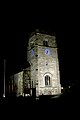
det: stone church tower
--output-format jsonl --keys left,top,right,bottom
{"left": 27, "top": 31, "right": 61, "bottom": 97}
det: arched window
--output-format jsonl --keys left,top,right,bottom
{"left": 45, "top": 75, "right": 51, "bottom": 86}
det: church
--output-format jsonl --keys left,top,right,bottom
{"left": 9, "top": 30, "right": 61, "bottom": 97}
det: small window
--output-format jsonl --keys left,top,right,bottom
{"left": 45, "top": 75, "right": 51, "bottom": 86}
{"left": 35, "top": 55, "right": 38, "bottom": 57}
{"left": 43, "top": 41, "right": 48, "bottom": 46}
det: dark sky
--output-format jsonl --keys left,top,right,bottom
{"left": 0, "top": 3, "right": 79, "bottom": 94}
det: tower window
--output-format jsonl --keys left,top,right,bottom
{"left": 43, "top": 41, "right": 48, "bottom": 46}
{"left": 45, "top": 75, "right": 51, "bottom": 86}
{"left": 35, "top": 55, "right": 38, "bottom": 57}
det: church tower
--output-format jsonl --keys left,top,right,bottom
{"left": 27, "top": 31, "right": 61, "bottom": 97}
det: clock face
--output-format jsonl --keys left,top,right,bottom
{"left": 31, "top": 49, "right": 34, "bottom": 56}
{"left": 45, "top": 48, "right": 50, "bottom": 55}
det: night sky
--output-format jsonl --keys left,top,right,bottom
{"left": 0, "top": 3, "right": 79, "bottom": 95}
